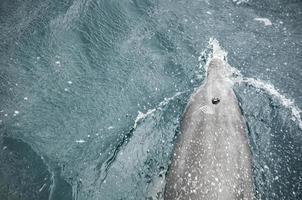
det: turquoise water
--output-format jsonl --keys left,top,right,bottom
{"left": 0, "top": 0, "right": 301, "bottom": 199}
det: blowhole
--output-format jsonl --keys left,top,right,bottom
{"left": 212, "top": 97, "right": 220, "bottom": 105}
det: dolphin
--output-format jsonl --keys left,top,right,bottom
{"left": 164, "top": 51, "right": 254, "bottom": 199}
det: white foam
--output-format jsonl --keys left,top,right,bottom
{"left": 39, "top": 183, "right": 47, "bottom": 192}
{"left": 197, "top": 38, "right": 230, "bottom": 78}
{"left": 107, "top": 126, "right": 114, "bottom": 130}
{"left": 49, "top": 170, "right": 55, "bottom": 199}
{"left": 24, "top": 97, "right": 28, "bottom": 100}
{"left": 159, "top": 92, "right": 183, "bottom": 107}
{"left": 254, "top": 17, "right": 272, "bottom": 26}
{"left": 210, "top": 38, "right": 228, "bottom": 60}
{"left": 75, "top": 139, "right": 86, "bottom": 143}
{"left": 133, "top": 109, "right": 156, "bottom": 129}
{"left": 232, "top": 0, "right": 249, "bottom": 5}
{"left": 200, "top": 38, "right": 302, "bottom": 129}
{"left": 68, "top": 81, "right": 73, "bottom": 85}
{"left": 133, "top": 92, "right": 185, "bottom": 129}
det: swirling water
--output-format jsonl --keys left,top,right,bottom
{"left": 0, "top": 0, "right": 301, "bottom": 199}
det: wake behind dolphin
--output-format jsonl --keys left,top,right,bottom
{"left": 164, "top": 40, "right": 254, "bottom": 200}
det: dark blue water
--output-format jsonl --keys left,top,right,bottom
{"left": 0, "top": 0, "right": 301, "bottom": 199}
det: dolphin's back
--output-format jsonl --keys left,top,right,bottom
{"left": 165, "top": 59, "right": 253, "bottom": 200}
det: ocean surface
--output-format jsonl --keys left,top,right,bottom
{"left": 0, "top": 0, "right": 301, "bottom": 199}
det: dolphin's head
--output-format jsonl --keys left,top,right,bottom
{"left": 207, "top": 58, "right": 227, "bottom": 80}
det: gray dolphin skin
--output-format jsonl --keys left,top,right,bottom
{"left": 164, "top": 58, "right": 254, "bottom": 200}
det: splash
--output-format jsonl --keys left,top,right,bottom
{"left": 232, "top": 0, "right": 250, "bottom": 5}
{"left": 75, "top": 139, "right": 86, "bottom": 143}
{"left": 210, "top": 38, "right": 228, "bottom": 60}
{"left": 254, "top": 18, "right": 273, "bottom": 26}
{"left": 199, "top": 38, "right": 238, "bottom": 78}
{"left": 200, "top": 38, "right": 302, "bottom": 129}
{"left": 133, "top": 109, "right": 156, "bottom": 129}
{"left": 133, "top": 91, "right": 185, "bottom": 129}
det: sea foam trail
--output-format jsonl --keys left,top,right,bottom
{"left": 202, "top": 38, "right": 302, "bottom": 130}
{"left": 134, "top": 91, "right": 186, "bottom": 129}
